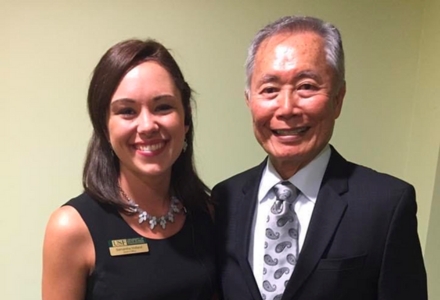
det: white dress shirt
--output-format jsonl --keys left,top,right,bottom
{"left": 249, "top": 145, "right": 331, "bottom": 287}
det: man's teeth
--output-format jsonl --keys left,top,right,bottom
{"left": 275, "top": 128, "right": 308, "bottom": 135}
{"left": 137, "top": 143, "right": 164, "bottom": 151}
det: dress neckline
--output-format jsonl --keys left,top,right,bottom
{"left": 114, "top": 206, "right": 190, "bottom": 241}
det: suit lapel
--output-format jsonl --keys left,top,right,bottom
{"left": 235, "top": 160, "right": 266, "bottom": 300}
{"left": 283, "top": 147, "right": 350, "bottom": 299}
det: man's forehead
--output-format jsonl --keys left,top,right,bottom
{"left": 256, "top": 31, "right": 324, "bottom": 59}
{"left": 252, "top": 32, "right": 326, "bottom": 74}
{"left": 250, "top": 31, "right": 338, "bottom": 88}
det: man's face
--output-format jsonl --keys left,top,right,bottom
{"left": 247, "top": 32, "right": 345, "bottom": 179}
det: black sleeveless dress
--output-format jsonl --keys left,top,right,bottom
{"left": 65, "top": 193, "right": 216, "bottom": 300}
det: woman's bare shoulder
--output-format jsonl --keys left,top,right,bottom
{"left": 42, "top": 206, "right": 94, "bottom": 300}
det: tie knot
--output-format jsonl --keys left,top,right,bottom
{"left": 273, "top": 181, "right": 296, "bottom": 203}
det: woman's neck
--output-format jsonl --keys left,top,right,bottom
{"left": 118, "top": 168, "right": 172, "bottom": 213}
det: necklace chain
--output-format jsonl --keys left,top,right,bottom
{"left": 119, "top": 188, "right": 182, "bottom": 230}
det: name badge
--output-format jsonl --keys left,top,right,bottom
{"left": 108, "top": 237, "right": 149, "bottom": 256}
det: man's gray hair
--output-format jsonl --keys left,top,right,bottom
{"left": 245, "top": 16, "right": 345, "bottom": 94}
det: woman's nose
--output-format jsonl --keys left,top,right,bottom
{"left": 137, "top": 111, "right": 159, "bottom": 134}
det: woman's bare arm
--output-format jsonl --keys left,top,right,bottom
{"left": 42, "top": 206, "right": 94, "bottom": 300}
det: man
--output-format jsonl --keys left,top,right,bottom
{"left": 213, "top": 16, "right": 427, "bottom": 300}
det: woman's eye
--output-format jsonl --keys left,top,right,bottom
{"left": 156, "top": 104, "right": 173, "bottom": 112}
{"left": 118, "top": 107, "right": 136, "bottom": 115}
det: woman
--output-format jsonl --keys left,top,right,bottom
{"left": 42, "top": 39, "right": 216, "bottom": 299}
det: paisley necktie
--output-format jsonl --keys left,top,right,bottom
{"left": 261, "top": 181, "right": 299, "bottom": 300}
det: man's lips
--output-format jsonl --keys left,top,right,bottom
{"left": 272, "top": 126, "right": 310, "bottom": 136}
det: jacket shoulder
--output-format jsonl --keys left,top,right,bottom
{"left": 349, "top": 162, "right": 413, "bottom": 191}
{"left": 327, "top": 147, "right": 413, "bottom": 192}
{"left": 213, "top": 163, "right": 264, "bottom": 192}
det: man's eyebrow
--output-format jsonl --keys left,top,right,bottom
{"left": 294, "top": 70, "right": 322, "bottom": 83}
{"left": 255, "top": 71, "right": 323, "bottom": 87}
{"left": 256, "top": 74, "right": 281, "bottom": 86}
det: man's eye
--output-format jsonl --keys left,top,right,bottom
{"left": 299, "top": 83, "right": 316, "bottom": 90}
{"left": 261, "top": 87, "right": 278, "bottom": 94}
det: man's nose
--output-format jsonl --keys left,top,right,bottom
{"left": 276, "top": 91, "right": 297, "bottom": 118}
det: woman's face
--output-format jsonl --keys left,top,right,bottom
{"left": 107, "top": 61, "right": 188, "bottom": 181}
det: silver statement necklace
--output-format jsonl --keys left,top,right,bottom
{"left": 120, "top": 189, "right": 182, "bottom": 230}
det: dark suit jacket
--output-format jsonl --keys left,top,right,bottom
{"left": 212, "top": 147, "right": 427, "bottom": 300}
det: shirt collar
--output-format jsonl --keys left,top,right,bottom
{"left": 258, "top": 145, "right": 331, "bottom": 203}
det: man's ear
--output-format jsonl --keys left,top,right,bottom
{"left": 245, "top": 90, "right": 250, "bottom": 107}
{"left": 333, "top": 81, "right": 346, "bottom": 119}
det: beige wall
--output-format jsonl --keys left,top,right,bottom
{"left": 1, "top": 0, "right": 438, "bottom": 299}
{"left": 426, "top": 147, "right": 440, "bottom": 299}
{"left": 416, "top": 0, "right": 440, "bottom": 298}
